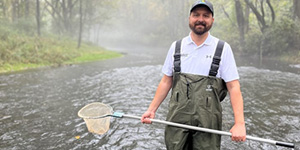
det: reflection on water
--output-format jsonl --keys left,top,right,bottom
{"left": 0, "top": 59, "right": 300, "bottom": 149}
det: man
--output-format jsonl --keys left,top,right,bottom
{"left": 141, "top": 0, "right": 246, "bottom": 149}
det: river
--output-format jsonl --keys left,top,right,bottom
{"left": 0, "top": 44, "right": 299, "bottom": 150}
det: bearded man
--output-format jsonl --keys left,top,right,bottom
{"left": 141, "top": 1, "right": 246, "bottom": 149}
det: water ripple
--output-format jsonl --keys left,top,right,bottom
{"left": 0, "top": 65, "right": 299, "bottom": 150}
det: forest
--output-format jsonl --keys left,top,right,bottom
{"left": 0, "top": 0, "right": 299, "bottom": 68}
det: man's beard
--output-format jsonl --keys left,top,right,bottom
{"left": 189, "top": 21, "right": 212, "bottom": 35}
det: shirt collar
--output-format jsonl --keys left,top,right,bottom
{"left": 187, "top": 32, "right": 213, "bottom": 46}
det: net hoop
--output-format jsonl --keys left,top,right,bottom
{"left": 78, "top": 102, "right": 113, "bottom": 134}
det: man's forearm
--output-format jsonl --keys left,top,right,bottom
{"left": 230, "top": 90, "right": 245, "bottom": 124}
{"left": 227, "top": 80, "right": 245, "bottom": 124}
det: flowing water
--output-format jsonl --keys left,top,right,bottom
{"left": 0, "top": 45, "right": 299, "bottom": 150}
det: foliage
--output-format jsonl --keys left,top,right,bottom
{"left": 262, "top": 17, "right": 300, "bottom": 56}
{"left": 12, "top": 18, "right": 38, "bottom": 35}
{"left": 232, "top": 14, "right": 300, "bottom": 59}
{"left": 242, "top": 28, "right": 262, "bottom": 55}
{"left": 0, "top": 0, "right": 299, "bottom": 66}
{"left": 209, "top": 0, "right": 300, "bottom": 62}
{"left": 0, "top": 21, "right": 122, "bottom": 73}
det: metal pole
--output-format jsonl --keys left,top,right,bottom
{"left": 121, "top": 114, "right": 294, "bottom": 148}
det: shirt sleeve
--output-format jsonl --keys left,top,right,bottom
{"left": 219, "top": 42, "right": 240, "bottom": 82}
{"left": 162, "top": 41, "right": 176, "bottom": 77}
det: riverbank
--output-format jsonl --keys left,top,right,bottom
{"left": 0, "top": 20, "right": 123, "bottom": 74}
{"left": 0, "top": 50, "right": 122, "bottom": 74}
{"left": 0, "top": 35, "right": 122, "bottom": 74}
{"left": 0, "top": 46, "right": 122, "bottom": 74}
{"left": 278, "top": 52, "right": 300, "bottom": 64}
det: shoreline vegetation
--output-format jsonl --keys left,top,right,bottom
{"left": 1, "top": 1, "right": 300, "bottom": 74}
{"left": 1, "top": 23, "right": 298, "bottom": 74}
{"left": 0, "top": 35, "right": 122, "bottom": 74}
{"left": 1, "top": 33, "right": 299, "bottom": 74}
{"left": 0, "top": 18, "right": 123, "bottom": 74}
{"left": 0, "top": 47, "right": 122, "bottom": 74}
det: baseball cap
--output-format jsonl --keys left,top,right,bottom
{"left": 190, "top": 0, "right": 214, "bottom": 16}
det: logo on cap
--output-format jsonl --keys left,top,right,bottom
{"left": 198, "top": 0, "right": 206, "bottom": 4}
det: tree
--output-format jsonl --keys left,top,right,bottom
{"left": 77, "top": 0, "right": 82, "bottom": 48}
{"left": 294, "top": 0, "right": 300, "bottom": 19}
{"left": 12, "top": 0, "right": 18, "bottom": 22}
{"left": 45, "top": 0, "right": 78, "bottom": 36}
{"left": 36, "top": 0, "right": 41, "bottom": 36}
{"left": 234, "top": 0, "right": 245, "bottom": 50}
{"left": 25, "top": 0, "right": 29, "bottom": 18}
{"left": 0, "top": 0, "right": 8, "bottom": 18}
{"left": 243, "top": 0, "right": 275, "bottom": 32}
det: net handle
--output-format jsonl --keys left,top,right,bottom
{"left": 117, "top": 113, "right": 294, "bottom": 149}
{"left": 77, "top": 103, "right": 294, "bottom": 148}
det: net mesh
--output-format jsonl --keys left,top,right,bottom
{"left": 78, "top": 102, "right": 113, "bottom": 135}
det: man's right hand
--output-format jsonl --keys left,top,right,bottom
{"left": 141, "top": 111, "right": 155, "bottom": 124}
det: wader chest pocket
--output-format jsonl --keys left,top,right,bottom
{"left": 206, "top": 97, "right": 212, "bottom": 108}
{"left": 175, "top": 92, "right": 179, "bottom": 102}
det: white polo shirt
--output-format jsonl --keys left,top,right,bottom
{"left": 162, "top": 33, "right": 239, "bottom": 82}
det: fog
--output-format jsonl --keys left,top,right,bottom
{"left": 86, "top": 0, "right": 192, "bottom": 50}
{"left": 1, "top": 0, "right": 298, "bottom": 57}
{"left": 82, "top": 0, "right": 299, "bottom": 59}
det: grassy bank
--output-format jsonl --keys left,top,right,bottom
{"left": 0, "top": 26, "right": 122, "bottom": 74}
{"left": 278, "top": 51, "right": 300, "bottom": 64}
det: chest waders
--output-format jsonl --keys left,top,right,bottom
{"left": 165, "top": 40, "right": 228, "bottom": 150}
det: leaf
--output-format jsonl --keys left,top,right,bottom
{"left": 75, "top": 135, "right": 80, "bottom": 139}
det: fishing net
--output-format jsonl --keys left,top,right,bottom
{"left": 77, "top": 102, "right": 295, "bottom": 148}
{"left": 78, "top": 102, "right": 113, "bottom": 135}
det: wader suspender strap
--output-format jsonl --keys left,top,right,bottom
{"left": 173, "top": 39, "right": 225, "bottom": 76}
{"left": 209, "top": 40, "right": 225, "bottom": 77}
{"left": 174, "top": 39, "right": 182, "bottom": 73}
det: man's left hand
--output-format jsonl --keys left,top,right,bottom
{"left": 230, "top": 123, "right": 246, "bottom": 142}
